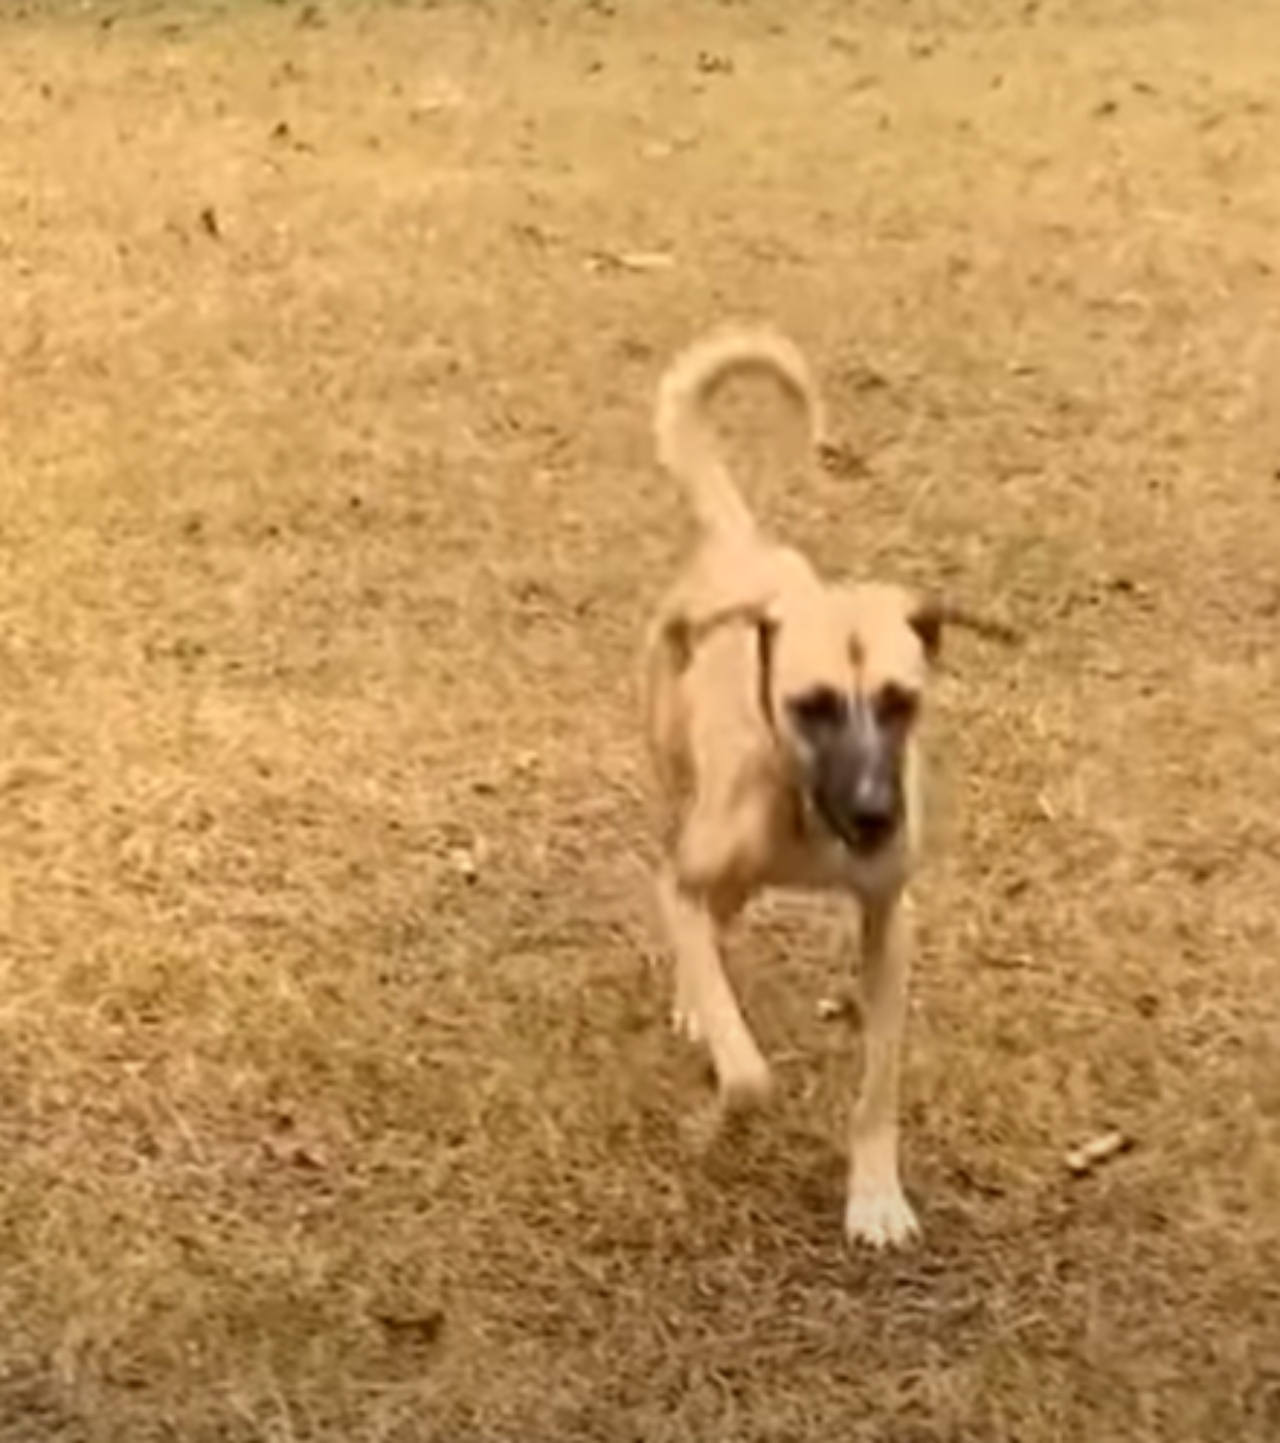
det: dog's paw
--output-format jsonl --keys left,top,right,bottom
{"left": 844, "top": 1184, "right": 920, "bottom": 1250}
{"left": 670, "top": 1000, "right": 703, "bottom": 1044}
{"left": 680, "top": 1099, "right": 729, "bottom": 1155}
{"left": 719, "top": 1057, "right": 775, "bottom": 1115}
{"left": 681, "top": 1068, "right": 774, "bottom": 1156}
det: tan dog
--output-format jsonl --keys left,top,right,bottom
{"left": 642, "top": 325, "right": 1012, "bottom": 1248}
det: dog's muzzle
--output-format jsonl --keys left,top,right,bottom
{"left": 809, "top": 743, "right": 903, "bottom": 856}
{"left": 754, "top": 623, "right": 904, "bottom": 857}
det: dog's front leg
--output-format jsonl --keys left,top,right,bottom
{"left": 656, "top": 865, "right": 772, "bottom": 1114}
{"left": 845, "top": 889, "right": 920, "bottom": 1248}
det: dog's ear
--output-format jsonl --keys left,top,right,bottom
{"left": 908, "top": 593, "right": 1019, "bottom": 660}
{"left": 907, "top": 593, "right": 947, "bottom": 662}
{"left": 658, "top": 577, "right": 780, "bottom": 662}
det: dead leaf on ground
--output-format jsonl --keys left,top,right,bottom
{"left": 585, "top": 249, "right": 676, "bottom": 275}
{"left": 1065, "top": 1130, "right": 1134, "bottom": 1176}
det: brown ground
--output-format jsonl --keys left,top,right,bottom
{"left": 1, "top": 0, "right": 1279, "bottom": 1438}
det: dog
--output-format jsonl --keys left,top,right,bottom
{"left": 641, "top": 325, "right": 1014, "bottom": 1248}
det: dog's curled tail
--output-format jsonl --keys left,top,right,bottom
{"left": 654, "top": 326, "right": 825, "bottom": 540}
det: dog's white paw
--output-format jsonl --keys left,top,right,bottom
{"left": 844, "top": 1183, "right": 919, "bottom": 1250}
{"left": 670, "top": 1000, "right": 703, "bottom": 1044}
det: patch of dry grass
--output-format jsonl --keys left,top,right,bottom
{"left": 0, "top": 0, "right": 1278, "bottom": 1438}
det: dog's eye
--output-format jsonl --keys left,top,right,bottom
{"left": 790, "top": 687, "right": 848, "bottom": 730}
{"left": 875, "top": 685, "right": 919, "bottom": 726}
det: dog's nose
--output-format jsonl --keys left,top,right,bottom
{"left": 851, "top": 810, "right": 896, "bottom": 848}
{"left": 850, "top": 781, "right": 898, "bottom": 845}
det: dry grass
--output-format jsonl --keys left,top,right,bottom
{"left": 1, "top": 0, "right": 1279, "bottom": 1438}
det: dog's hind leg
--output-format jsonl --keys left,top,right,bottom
{"left": 844, "top": 890, "right": 920, "bottom": 1248}
{"left": 656, "top": 861, "right": 771, "bottom": 1114}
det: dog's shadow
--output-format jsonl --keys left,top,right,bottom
{"left": 671, "top": 1098, "right": 845, "bottom": 1232}
{"left": 661, "top": 1087, "right": 991, "bottom": 1280}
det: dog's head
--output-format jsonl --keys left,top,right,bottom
{"left": 753, "top": 583, "right": 933, "bottom": 856}
{"left": 660, "top": 566, "right": 1015, "bottom": 858}
{"left": 756, "top": 582, "right": 1016, "bottom": 856}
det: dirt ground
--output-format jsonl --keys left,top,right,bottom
{"left": 1, "top": 0, "right": 1278, "bottom": 1438}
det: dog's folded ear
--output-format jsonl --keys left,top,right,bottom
{"left": 660, "top": 586, "right": 779, "bottom": 664}
{"left": 907, "top": 594, "right": 946, "bottom": 661}
{"left": 656, "top": 558, "right": 786, "bottom": 665}
{"left": 908, "top": 593, "right": 1020, "bottom": 660}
